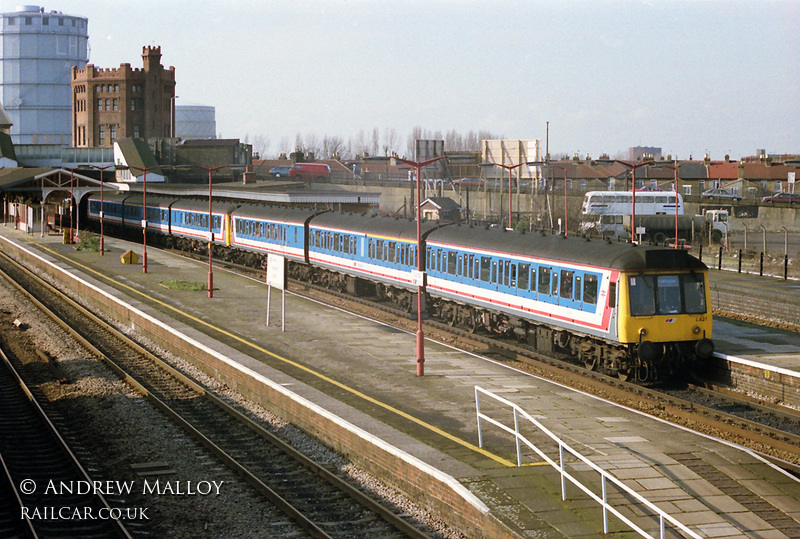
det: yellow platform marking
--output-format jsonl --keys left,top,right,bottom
{"left": 35, "top": 242, "right": 533, "bottom": 468}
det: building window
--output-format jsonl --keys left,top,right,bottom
{"left": 42, "top": 16, "right": 48, "bottom": 25}
{"left": 99, "top": 125, "right": 105, "bottom": 146}
{"left": 131, "top": 99, "right": 136, "bottom": 111}
{"left": 8, "top": 17, "right": 14, "bottom": 25}
{"left": 97, "top": 98, "right": 103, "bottom": 111}
{"left": 105, "top": 98, "right": 110, "bottom": 110}
{"left": 25, "top": 17, "right": 32, "bottom": 25}
{"left": 112, "top": 98, "right": 118, "bottom": 111}
{"left": 134, "top": 126, "right": 140, "bottom": 138}
{"left": 110, "top": 125, "right": 116, "bottom": 143}
{"left": 58, "top": 17, "right": 64, "bottom": 26}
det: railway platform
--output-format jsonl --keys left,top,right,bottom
{"left": 3, "top": 225, "right": 800, "bottom": 538}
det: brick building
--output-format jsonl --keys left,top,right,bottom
{"left": 71, "top": 45, "right": 176, "bottom": 148}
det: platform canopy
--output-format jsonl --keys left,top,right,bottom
{"left": 0, "top": 166, "right": 116, "bottom": 205}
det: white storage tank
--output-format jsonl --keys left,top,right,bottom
{"left": 175, "top": 103, "right": 217, "bottom": 139}
{"left": 0, "top": 5, "right": 89, "bottom": 144}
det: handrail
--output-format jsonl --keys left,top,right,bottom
{"left": 475, "top": 386, "right": 703, "bottom": 539}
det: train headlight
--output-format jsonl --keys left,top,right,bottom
{"left": 692, "top": 325, "right": 702, "bottom": 335}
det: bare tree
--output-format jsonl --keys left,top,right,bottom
{"left": 249, "top": 134, "right": 270, "bottom": 159}
{"left": 370, "top": 128, "right": 380, "bottom": 156}
{"left": 382, "top": 128, "right": 398, "bottom": 156}
{"left": 305, "top": 133, "right": 321, "bottom": 157}
{"left": 322, "top": 135, "right": 345, "bottom": 159}
{"left": 278, "top": 136, "right": 291, "bottom": 158}
{"left": 353, "top": 130, "right": 369, "bottom": 157}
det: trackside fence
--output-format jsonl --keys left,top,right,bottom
{"left": 474, "top": 386, "right": 702, "bottom": 539}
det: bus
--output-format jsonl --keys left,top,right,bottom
{"left": 580, "top": 190, "right": 683, "bottom": 238}
{"left": 581, "top": 190, "right": 683, "bottom": 216}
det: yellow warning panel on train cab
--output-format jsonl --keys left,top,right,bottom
{"left": 120, "top": 250, "right": 139, "bottom": 265}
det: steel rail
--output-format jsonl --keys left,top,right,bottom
{"left": 0, "top": 333, "right": 133, "bottom": 539}
{"left": 0, "top": 249, "right": 430, "bottom": 539}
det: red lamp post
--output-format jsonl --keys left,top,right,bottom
{"left": 127, "top": 165, "right": 161, "bottom": 273}
{"left": 393, "top": 154, "right": 446, "bottom": 377}
{"left": 69, "top": 167, "right": 75, "bottom": 243}
{"left": 656, "top": 164, "right": 681, "bottom": 248}
{"left": 189, "top": 164, "right": 232, "bottom": 298}
{"left": 86, "top": 164, "right": 115, "bottom": 255}
{"left": 616, "top": 160, "right": 654, "bottom": 242}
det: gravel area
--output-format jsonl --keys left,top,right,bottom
{"left": 0, "top": 271, "right": 465, "bottom": 538}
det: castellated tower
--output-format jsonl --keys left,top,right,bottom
{"left": 71, "top": 45, "right": 176, "bottom": 147}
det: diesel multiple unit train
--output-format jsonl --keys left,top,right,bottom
{"left": 87, "top": 192, "right": 714, "bottom": 383}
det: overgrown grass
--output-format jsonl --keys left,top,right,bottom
{"left": 75, "top": 231, "right": 100, "bottom": 251}
{"left": 160, "top": 280, "right": 208, "bottom": 292}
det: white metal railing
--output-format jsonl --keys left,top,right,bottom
{"left": 475, "top": 386, "right": 703, "bottom": 539}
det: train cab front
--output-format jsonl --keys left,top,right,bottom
{"left": 618, "top": 270, "right": 714, "bottom": 382}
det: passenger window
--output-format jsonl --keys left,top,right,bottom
{"left": 538, "top": 267, "right": 551, "bottom": 294}
{"left": 608, "top": 282, "right": 616, "bottom": 308}
{"left": 492, "top": 261, "right": 498, "bottom": 283}
{"left": 504, "top": 261, "right": 510, "bottom": 287}
{"left": 519, "top": 263, "right": 529, "bottom": 290}
{"left": 448, "top": 251, "right": 458, "bottom": 275}
{"left": 560, "top": 270, "right": 574, "bottom": 299}
{"left": 480, "top": 257, "right": 491, "bottom": 282}
{"left": 584, "top": 275, "right": 598, "bottom": 304}
{"left": 468, "top": 255, "right": 474, "bottom": 279}
{"left": 575, "top": 276, "right": 582, "bottom": 301}
{"left": 551, "top": 274, "right": 559, "bottom": 296}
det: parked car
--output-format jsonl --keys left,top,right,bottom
{"left": 269, "top": 165, "right": 291, "bottom": 177}
{"left": 702, "top": 188, "right": 742, "bottom": 201}
{"left": 761, "top": 192, "right": 800, "bottom": 204}
{"left": 289, "top": 163, "right": 331, "bottom": 181}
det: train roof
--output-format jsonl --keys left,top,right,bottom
{"left": 88, "top": 192, "right": 132, "bottom": 203}
{"left": 87, "top": 192, "right": 178, "bottom": 207}
{"left": 231, "top": 204, "right": 319, "bottom": 225}
{"left": 310, "top": 212, "right": 442, "bottom": 241}
{"left": 427, "top": 225, "right": 706, "bottom": 272}
{"left": 170, "top": 198, "right": 239, "bottom": 213}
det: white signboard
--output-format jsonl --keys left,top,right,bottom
{"left": 789, "top": 172, "right": 796, "bottom": 185}
{"left": 266, "top": 253, "right": 286, "bottom": 290}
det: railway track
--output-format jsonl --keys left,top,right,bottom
{"left": 0, "top": 341, "right": 132, "bottom": 538}
{"left": 0, "top": 250, "right": 434, "bottom": 538}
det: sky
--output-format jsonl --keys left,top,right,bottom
{"left": 9, "top": 0, "right": 799, "bottom": 160}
